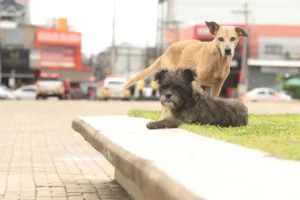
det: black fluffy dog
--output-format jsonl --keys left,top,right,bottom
{"left": 146, "top": 68, "right": 248, "bottom": 129}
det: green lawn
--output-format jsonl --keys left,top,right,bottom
{"left": 128, "top": 109, "right": 300, "bottom": 161}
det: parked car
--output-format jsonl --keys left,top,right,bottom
{"left": 36, "top": 73, "right": 64, "bottom": 100}
{"left": 0, "top": 85, "right": 14, "bottom": 100}
{"left": 12, "top": 85, "right": 36, "bottom": 100}
{"left": 98, "top": 76, "right": 131, "bottom": 100}
{"left": 246, "top": 87, "right": 292, "bottom": 102}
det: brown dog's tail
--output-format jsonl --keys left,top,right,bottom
{"left": 122, "top": 56, "right": 162, "bottom": 89}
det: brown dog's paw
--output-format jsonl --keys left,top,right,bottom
{"left": 146, "top": 121, "right": 159, "bottom": 129}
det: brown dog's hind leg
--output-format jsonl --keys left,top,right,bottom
{"left": 201, "top": 85, "right": 212, "bottom": 96}
{"left": 192, "top": 81, "right": 203, "bottom": 92}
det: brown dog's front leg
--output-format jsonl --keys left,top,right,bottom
{"left": 146, "top": 118, "right": 181, "bottom": 129}
{"left": 211, "top": 79, "right": 226, "bottom": 98}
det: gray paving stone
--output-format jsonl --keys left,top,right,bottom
{"left": 0, "top": 101, "right": 134, "bottom": 200}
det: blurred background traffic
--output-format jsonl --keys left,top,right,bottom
{"left": 0, "top": 0, "right": 299, "bottom": 102}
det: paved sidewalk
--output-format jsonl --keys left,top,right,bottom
{"left": 0, "top": 101, "right": 135, "bottom": 200}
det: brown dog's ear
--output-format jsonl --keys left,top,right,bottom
{"left": 235, "top": 27, "right": 248, "bottom": 37}
{"left": 182, "top": 68, "right": 197, "bottom": 83}
{"left": 205, "top": 21, "right": 220, "bottom": 36}
{"left": 154, "top": 69, "right": 168, "bottom": 84}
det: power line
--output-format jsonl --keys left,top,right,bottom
{"left": 173, "top": 1, "right": 300, "bottom": 8}
{"left": 175, "top": 0, "right": 300, "bottom": 4}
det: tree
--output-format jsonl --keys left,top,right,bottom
{"left": 158, "top": 0, "right": 167, "bottom": 3}
{"left": 284, "top": 52, "right": 292, "bottom": 60}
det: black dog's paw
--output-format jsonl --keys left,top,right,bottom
{"left": 146, "top": 121, "right": 159, "bottom": 129}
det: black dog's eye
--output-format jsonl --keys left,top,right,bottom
{"left": 230, "top": 37, "right": 236, "bottom": 41}
{"left": 218, "top": 37, "right": 224, "bottom": 42}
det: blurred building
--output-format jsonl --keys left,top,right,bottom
{"left": 0, "top": 2, "right": 93, "bottom": 88}
{"left": 0, "top": 0, "right": 34, "bottom": 87}
{"left": 34, "top": 23, "right": 92, "bottom": 85}
{"left": 94, "top": 44, "right": 157, "bottom": 81}
{"left": 165, "top": 23, "right": 300, "bottom": 95}
{"left": 247, "top": 25, "right": 300, "bottom": 89}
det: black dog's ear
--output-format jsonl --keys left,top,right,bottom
{"left": 182, "top": 68, "right": 197, "bottom": 83}
{"left": 154, "top": 69, "right": 168, "bottom": 84}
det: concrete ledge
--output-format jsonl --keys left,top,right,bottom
{"left": 72, "top": 115, "right": 300, "bottom": 200}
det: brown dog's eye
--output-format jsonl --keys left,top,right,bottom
{"left": 218, "top": 37, "right": 224, "bottom": 42}
{"left": 230, "top": 37, "right": 236, "bottom": 41}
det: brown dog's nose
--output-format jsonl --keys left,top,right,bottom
{"left": 225, "top": 48, "right": 231, "bottom": 55}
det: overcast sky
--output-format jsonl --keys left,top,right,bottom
{"left": 29, "top": 0, "right": 300, "bottom": 54}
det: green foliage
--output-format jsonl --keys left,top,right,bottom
{"left": 283, "top": 85, "right": 300, "bottom": 99}
{"left": 275, "top": 76, "right": 285, "bottom": 85}
{"left": 158, "top": 0, "right": 168, "bottom": 3}
{"left": 128, "top": 109, "right": 300, "bottom": 160}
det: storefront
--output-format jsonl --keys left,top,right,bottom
{"left": 34, "top": 28, "right": 92, "bottom": 83}
{"left": 0, "top": 25, "right": 37, "bottom": 88}
{"left": 0, "top": 47, "right": 34, "bottom": 87}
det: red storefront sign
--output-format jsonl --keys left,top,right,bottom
{"left": 40, "top": 45, "right": 75, "bottom": 68}
{"left": 36, "top": 28, "right": 81, "bottom": 46}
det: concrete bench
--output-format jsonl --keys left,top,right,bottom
{"left": 72, "top": 115, "right": 300, "bottom": 200}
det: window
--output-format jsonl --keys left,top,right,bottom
{"left": 23, "top": 88, "right": 35, "bottom": 92}
{"left": 107, "top": 81, "right": 125, "bottom": 87}
{"left": 265, "top": 44, "right": 283, "bottom": 55}
{"left": 39, "top": 77, "right": 58, "bottom": 81}
{"left": 268, "top": 90, "right": 276, "bottom": 95}
{"left": 257, "top": 91, "right": 266, "bottom": 95}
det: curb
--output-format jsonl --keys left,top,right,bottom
{"left": 72, "top": 117, "right": 202, "bottom": 200}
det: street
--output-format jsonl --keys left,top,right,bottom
{"left": 0, "top": 100, "right": 299, "bottom": 200}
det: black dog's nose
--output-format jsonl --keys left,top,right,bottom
{"left": 165, "top": 94, "right": 172, "bottom": 99}
{"left": 224, "top": 49, "right": 231, "bottom": 55}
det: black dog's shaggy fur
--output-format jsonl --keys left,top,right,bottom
{"left": 146, "top": 68, "right": 248, "bottom": 129}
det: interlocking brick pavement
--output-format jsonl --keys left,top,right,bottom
{"left": 0, "top": 100, "right": 148, "bottom": 200}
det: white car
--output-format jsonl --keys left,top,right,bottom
{"left": 246, "top": 87, "right": 292, "bottom": 102}
{"left": 12, "top": 85, "right": 37, "bottom": 100}
{"left": 0, "top": 85, "right": 14, "bottom": 100}
{"left": 36, "top": 73, "right": 64, "bottom": 100}
{"left": 98, "top": 76, "right": 131, "bottom": 100}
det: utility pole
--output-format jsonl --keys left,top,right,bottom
{"left": 110, "top": 0, "right": 116, "bottom": 75}
{"left": 0, "top": 12, "right": 2, "bottom": 85}
{"left": 232, "top": 0, "right": 251, "bottom": 95}
{"left": 126, "top": 45, "right": 131, "bottom": 80}
{"left": 159, "top": 1, "right": 165, "bottom": 56}
{"left": 155, "top": 1, "right": 160, "bottom": 58}
{"left": 144, "top": 42, "right": 149, "bottom": 69}
{"left": 165, "top": 20, "right": 181, "bottom": 42}
{"left": 175, "top": 21, "right": 180, "bottom": 42}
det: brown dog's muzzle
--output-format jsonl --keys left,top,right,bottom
{"left": 224, "top": 48, "right": 232, "bottom": 56}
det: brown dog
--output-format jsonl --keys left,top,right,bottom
{"left": 122, "top": 21, "right": 248, "bottom": 119}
